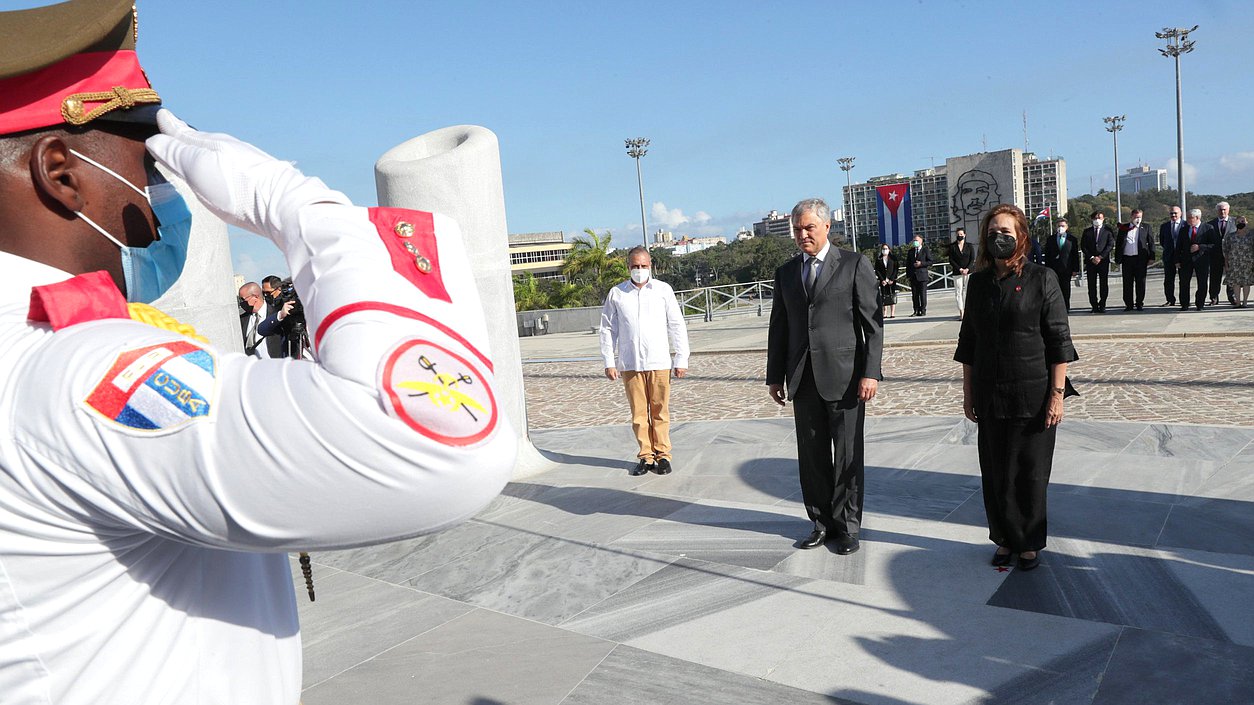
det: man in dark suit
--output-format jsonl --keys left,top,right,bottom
{"left": 1177, "top": 208, "right": 1218, "bottom": 310}
{"left": 238, "top": 281, "right": 267, "bottom": 357}
{"left": 906, "top": 234, "right": 932, "bottom": 316}
{"left": 767, "top": 198, "right": 883, "bottom": 555}
{"left": 1043, "top": 219, "right": 1080, "bottom": 311}
{"left": 1208, "top": 202, "right": 1238, "bottom": 305}
{"left": 1081, "top": 211, "right": 1114, "bottom": 312}
{"left": 1159, "top": 207, "right": 1183, "bottom": 306}
{"left": 258, "top": 275, "right": 296, "bottom": 358}
{"left": 1114, "top": 209, "right": 1154, "bottom": 311}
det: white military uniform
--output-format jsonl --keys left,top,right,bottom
{"left": 0, "top": 179, "right": 515, "bottom": 701}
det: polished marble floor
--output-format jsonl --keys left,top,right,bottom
{"left": 298, "top": 417, "right": 1254, "bottom": 705}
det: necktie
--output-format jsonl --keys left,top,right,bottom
{"left": 1192, "top": 226, "right": 1197, "bottom": 242}
{"left": 805, "top": 257, "right": 820, "bottom": 298}
{"left": 249, "top": 313, "right": 261, "bottom": 350}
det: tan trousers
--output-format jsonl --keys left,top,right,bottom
{"left": 622, "top": 370, "right": 672, "bottom": 460}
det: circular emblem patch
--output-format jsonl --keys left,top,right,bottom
{"left": 380, "top": 339, "right": 498, "bottom": 446}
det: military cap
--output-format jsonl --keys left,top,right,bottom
{"left": 0, "top": 0, "right": 161, "bottom": 136}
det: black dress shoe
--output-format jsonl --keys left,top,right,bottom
{"left": 1180, "top": 305, "right": 1190, "bottom": 311}
{"left": 798, "top": 529, "right": 826, "bottom": 550}
{"left": 630, "top": 459, "right": 653, "bottom": 476}
{"left": 991, "top": 549, "right": 1013, "bottom": 567}
{"left": 1196, "top": 303, "right": 1204, "bottom": 311}
{"left": 1124, "top": 305, "right": 1133, "bottom": 311}
{"left": 832, "top": 534, "right": 860, "bottom": 555}
{"left": 1136, "top": 303, "right": 1143, "bottom": 311}
{"left": 654, "top": 458, "right": 672, "bottom": 475}
{"left": 1017, "top": 553, "right": 1041, "bottom": 571}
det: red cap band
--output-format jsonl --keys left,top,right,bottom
{"left": 0, "top": 50, "right": 156, "bottom": 135}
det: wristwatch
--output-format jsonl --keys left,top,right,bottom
{"left": 1051, "top": 386, "right": 1065, "bottom": 395}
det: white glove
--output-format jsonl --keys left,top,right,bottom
{"left": 145, "top": 109, "right": 350, "bottom": 246}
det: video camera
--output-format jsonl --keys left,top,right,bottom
{"left": 273, "top": 279, "right": 308, "bottom": 358}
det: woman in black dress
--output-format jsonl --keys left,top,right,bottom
{"left": 874, "top": 244, "right": 899, "bottom": 318}
{"left": 954, "top": 204, "right": 1078, "bottom": 571}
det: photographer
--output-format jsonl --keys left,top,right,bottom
{"left": 259, "top": 274, "right": 307, "bottom": 359}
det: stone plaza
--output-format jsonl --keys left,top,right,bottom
{"left": 297, "top": 277, "right": 1254, "bottom": 704}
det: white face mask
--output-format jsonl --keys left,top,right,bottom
{"left": 1057, "top": 226, "right": 1067, "bottom": 235}
{"left": 630, "top": 268, "right": 651, "bottom": 284}
{"left": 1092, "top": 220, "right": 1102, "bottom": 229}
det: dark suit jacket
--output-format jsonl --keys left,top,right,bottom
{"left": 1176, "top": 223, "right": 1218, "bottom": 264}
{"left": 1043, "top": 233, "right": 1080, "bottom": 276}
{"left": 1159, "top": 220, "right": 1183, "bottom": 264}
{"left": 256, "top": 303, "right": 291, "bottom": 358}
{"left": 906, "top": 245, "right": 932, "bottom": 282}
{"left": 767, "top": 248, "right": 884, "bottom": 404}
{"left": 240, "top": 311, "right": 260, "bottom": 355}
{"left": 874, "top": 253, "right": 899, "bottom": 283}
{"left": 954, "top": 263, "right": 1078, "bottom": 419}
{"left": 1081, "top": 225, "right": 1114, "bottom": 263}
{"left": 1209, "top": 217, "right": 1238, "bottom": 260}
{"left": 1113, "top": 223, "right": 1154, "bottom": 265}
{"left": 948, "top": 242, "right": 974, "bottom": 273}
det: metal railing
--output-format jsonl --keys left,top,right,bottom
{"left": 672, "top": 263, "right": 970, "bottom": 322}
{"left": 674, "top": 280, "right": 774, "bottom": 321}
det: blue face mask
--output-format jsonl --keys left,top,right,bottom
{"left": 69, "top": 149, "right": 193, "bottom": 304}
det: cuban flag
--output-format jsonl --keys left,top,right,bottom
{"left": 1034, "top": 206, "right": 1051, "bottom": 223}
{"left": 84, "top": 341, "right": 216, "bottom": 432}
{"left": 876, "top": 182, "right": 913, "bottom": 246}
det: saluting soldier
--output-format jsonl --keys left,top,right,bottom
{"left": 0, "top": 1, "right": 515, "bottom": 703}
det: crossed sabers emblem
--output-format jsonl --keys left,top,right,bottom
{"left": 397, "top": 355, "right": 486, "bottom": 422}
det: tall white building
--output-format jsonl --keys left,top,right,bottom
{"left": 1119, "top": 164, "right": 1168, "bottom": 194}
{"left": 1023, "top": 152, "right": 1069, "bottom": 222}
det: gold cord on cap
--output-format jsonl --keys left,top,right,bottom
{"left": 61, "top": 85, "right": 160, "bottom": 125}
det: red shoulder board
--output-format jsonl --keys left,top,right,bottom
{"left": 368, "top": 207, "right": 451, "bottom": 303}
{"left": 28, "top": 270, "right": 129, "bottom": 330}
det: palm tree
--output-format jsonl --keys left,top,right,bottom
{"left": 563, "top": 228, "right": 618, "bottom": 284}
{"left": 547, "top": 280, "right": 589, "bottom": 308}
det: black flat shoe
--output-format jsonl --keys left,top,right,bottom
{"left": 654, "top": 458, "right": 672, "bottom": 475}
{"left": 798, "top": 529, "right": 826, "bottom": 550}
{"left": 1017, "top": 553, "right": 1041, "bottom": 571}
{"left": 832, "top": 534, "right": 860, "bottom": 555}
{"left": 991, "top": 550, "right": 1013, "bottom": 567}
{"left": 630, "top": 459, "right": 653, "bottom": 476}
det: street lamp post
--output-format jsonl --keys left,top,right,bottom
{"left": 625, "top": 138, "right": 650, "bottom": 249}
{"left": 838, "top": 156, "right": 856, "bottom": 251}
{"left": 1103, "top": 115, "right": 1126, "bottom": 220}
{"left": 1156, "top": 25, "right": 1197, "bottom": 216}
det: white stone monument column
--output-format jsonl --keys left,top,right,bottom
{"left": 375, "top": 126, "right": 548, "bottom": 478}
{"left": 152, "top": 173, "right": 242, "bottom": 353}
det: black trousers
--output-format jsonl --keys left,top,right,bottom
{"left": 1050, "top": 268, "right": 1072, "bottom": 311}
{"left": 791, "top": 364, "right": 864, "bottom": 537}
{"left": 1179, "top": 258, "right": 1210, "bottom": 308}
{"left": 1121, "top": 254, "right": 1148, "bottom": 307}
{"left": 977, "top": 415, "right": 1057, "bottom": 552}
{"left": 1163, "top": 261, "right": 1177, "bottom": 304}
{"left": 909, "top": 277, "right": 927, "bottom": 313}
{"left": 1085, "top": 260, "right": 1109, "bottom": 308}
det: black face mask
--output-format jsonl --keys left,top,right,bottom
{"left": 956, "top": 236, "right": 965, "bottom": 241}
{"left": 989, "top": 234, "right": 1017, "bottom": 260}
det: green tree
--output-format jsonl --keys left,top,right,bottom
{"left": 511, "top": 273, "right": 550, "bottom": 312}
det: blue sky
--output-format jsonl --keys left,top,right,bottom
{"left": 11, "top": 1, "right": 1249, "bottom": 280}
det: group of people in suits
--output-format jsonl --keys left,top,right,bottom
{"left": 238, "top": 276, "right": 301, "bottom": 358}
{"left": 1039, "top": 202, "right": 1246, "bottom": 314}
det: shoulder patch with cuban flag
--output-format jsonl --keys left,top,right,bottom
{"left": 379, "top": 338, "right": 497, "bottom": 446}
{"left": 83, "top": 340, "right": 217, "bottom": 432}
